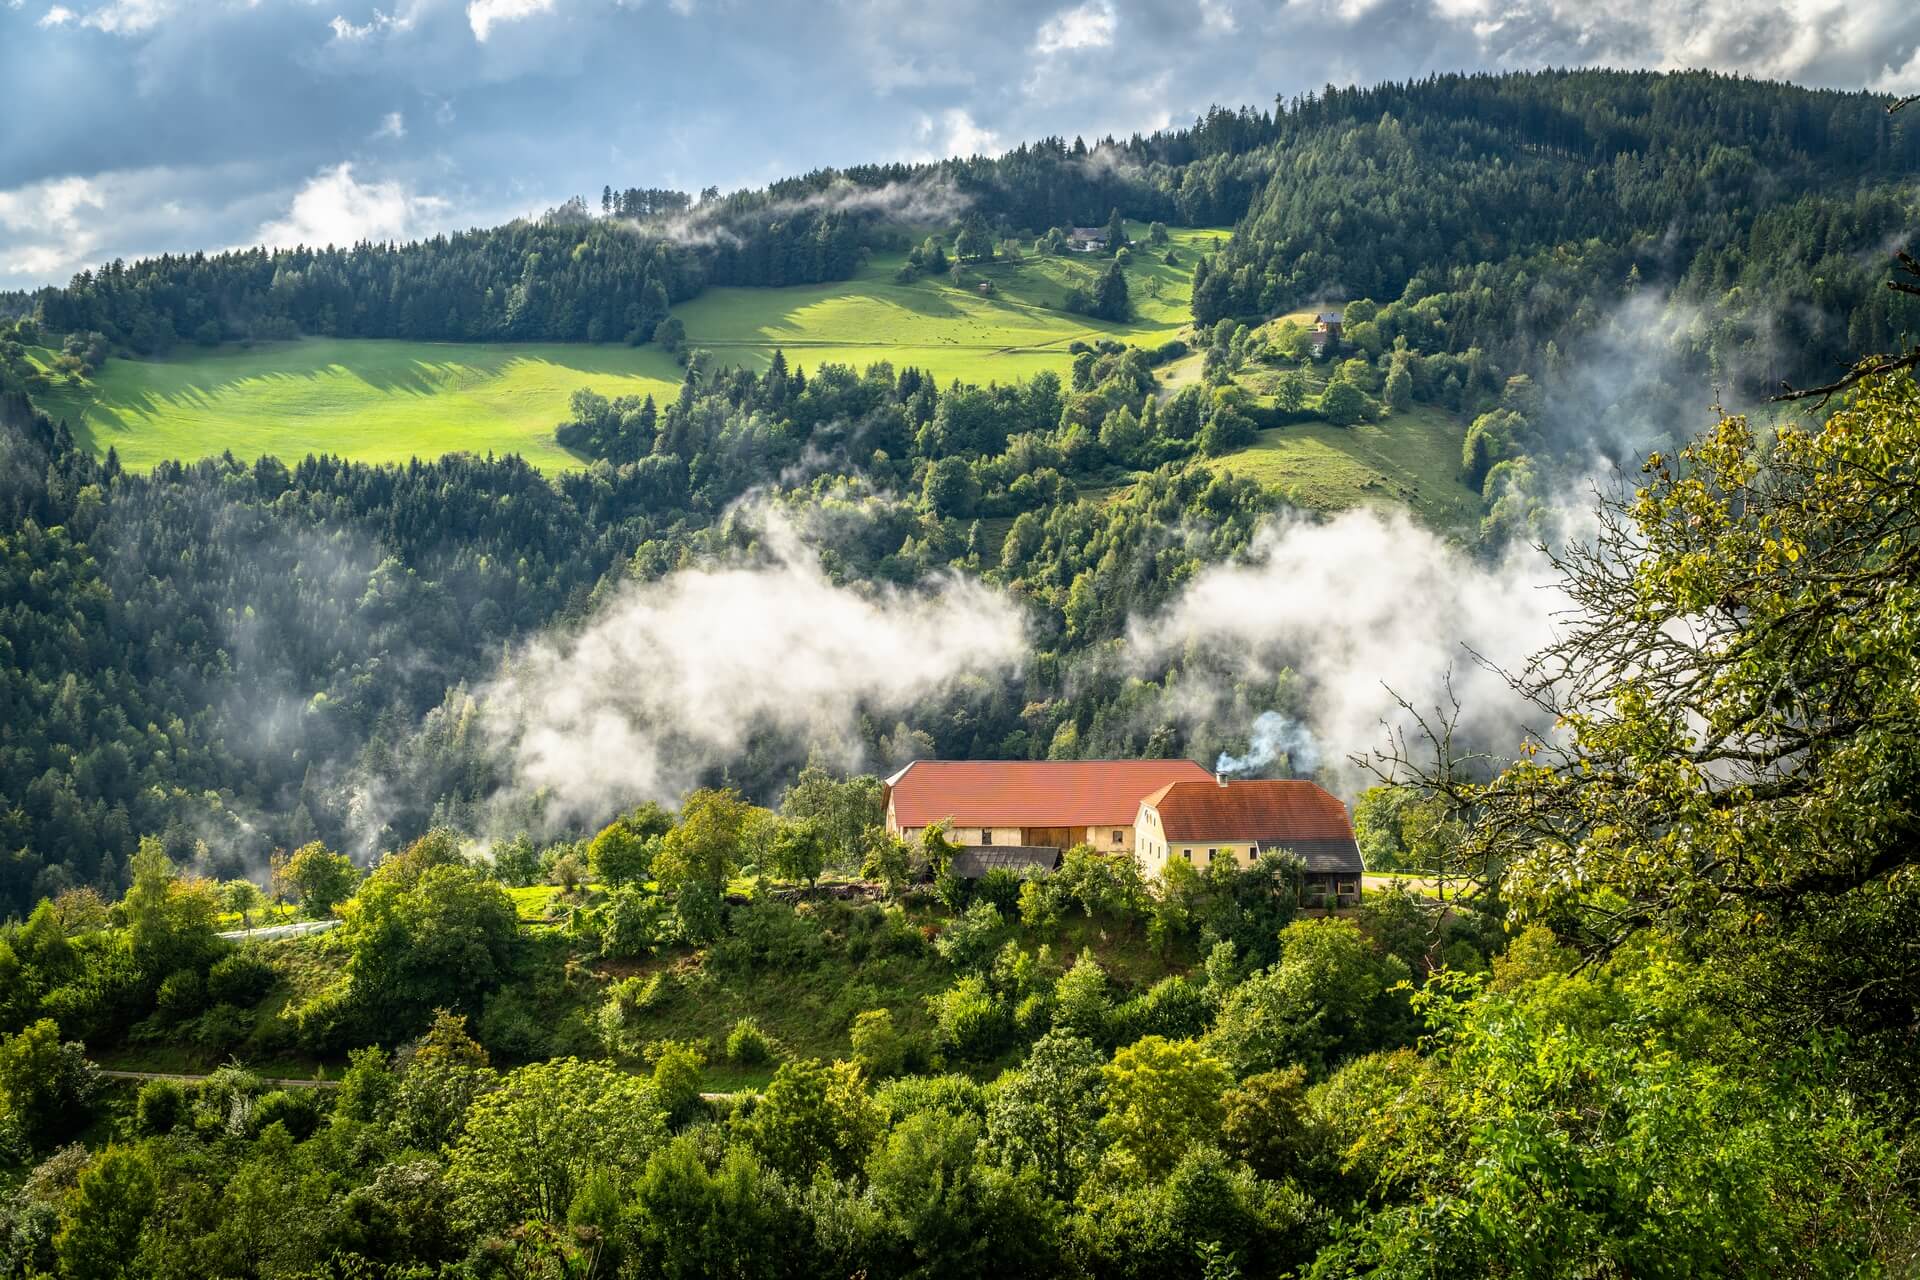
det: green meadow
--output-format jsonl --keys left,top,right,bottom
{"left": 31, "top": 340, "right": 687, "bottom": 472}
{"left": 1203, "top": 404, "right": 1485, "bottom": 533}
{"left": 30, "top": 223, "right": 1229, "bottom": 471}
{"left": 674, "top": 223, "right": 1227, "bottom": 382}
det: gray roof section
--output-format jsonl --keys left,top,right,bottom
{"left": 1254, "top": 837, "right": 1365, "bottom": 875}
{"left": 950, "top": 846, "right": 1063, "bottom": 878}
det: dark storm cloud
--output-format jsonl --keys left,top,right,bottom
{"left": 2, "top": 0, "right": 1917, "bottom": 289}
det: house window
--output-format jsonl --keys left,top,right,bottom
{"left": 1206, "top": 848, "right": 1217, "bottom": 863}
{"left": 980, "top": 829, "right": 994, "bottom": 846}
{"left": 1182, "top": 849, "right": 1192, "bottom": 862}
{"left": 1337, "top": 880, "right": 1356, "bottom": 896}
{"left": 1111, "top": 828, "right": 1124, "bottom": 846}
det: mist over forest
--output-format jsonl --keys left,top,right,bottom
{"left": 1, "top": 42, "right": 1919, "bottom": 1280}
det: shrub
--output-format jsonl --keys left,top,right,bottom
{"left": 207, "top": 950, "right": 275, "bottom": 1006}
{"left": 933, "top": 901, "right": 1006, "bottom": 971}
{"left": 928, "top": 975, "right": 1006, "bottom": 1061}
{"left": 134, "top": 1079, "right": 188, "bottom": 1135}
{"left": 974, "top": 868, "right": 1026, "bottom": 913}
{"left": 191, "top": 1003, "right": 252, "bottom": 1052}
{"left": 156, "top": 969, "right": 207, "bottom": 1020}
{"left": 253, "top": 1088, "right": 322, "bottom": 1140}
{"left": 726, "top": 1018, "right": 775, "bottom": 1067}
{"left": 850, "top": 1009, "right": 906, "bottom": 1079}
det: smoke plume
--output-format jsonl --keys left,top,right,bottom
{"left": 1129, "top": 507, "right": 1569, "bottom": 792}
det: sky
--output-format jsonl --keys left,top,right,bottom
{"left": 2, "top": 0, "right": 1918, "bottom": 291}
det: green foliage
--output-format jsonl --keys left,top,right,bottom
{"left": 0, "top": 1019, "right": 99, "bottom": 1152}
{"left": 274, "top": 842, "right": 360, "bottom": 919}
{"left": 336, "top": 838, "right": 518, "bottom": 1035}
{"left": 587, "top": 807, "right": 668, "bottom": 888}
{"left": 450, "top": 1056, "right": 667, "bottom": 1227}
{"left": 54, "top": 1145, "right": 156, "bottom": 1280}
{"left": 737, "top": 1057, "right": 882, "bottom": 1180}
{"left": 1208, "top": 918, "right": 1413, "bottom": 1077}
{"left": 725, "top": 1017, "right": 776, "bottom": 1067}
{"left": 1099, "top": 1035, "right": 1232, "bottom": 1176}
{"left": 986, "top": 1030, "right": 1106, "bottom": 1198}
{"left": 849, "top": 1008, "right": 906, "bottom": 1080}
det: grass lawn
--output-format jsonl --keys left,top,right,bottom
{"left": 1204, "top": 403, "right": 1484, "bottom": 533}
{"left": 29, "top": 338, "right": 685, "bottom": 472}
{"left": 29, "top": 223, "right": 1226, "bottom": 472}
{"left": 675, "top": 222, "right": 1224, "bottom": 384}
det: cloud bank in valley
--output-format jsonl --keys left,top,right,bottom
{"left": 1128, "top": 507, "right": 1571, "bottom": 787}
{"left": 480, "top": 514, "right": 1026, "bottom": 824}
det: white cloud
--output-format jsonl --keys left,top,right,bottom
{"left": 373, "top": 111, "right": 407, "bottom": 140}
{"left": 467, "top": 0, "right": 555, "bottom": 42}
{"left": 39, "top": 4, "right": 76, "bottom": 26}
{"left": 481, "top": 509, "right": 1027, "bottom": 824}
{"left": 1034, "top": 0, "right": 1115, "bottom": 55}
{"left": 329, "top": 8, "right": 414, "bottom": 41}
{"left": 80, "top": 0, "right": 175, "bottom": 34}
{"left": 255, "top": 163, "right": 448, "bottom": 249}
{"left": 1198, "top": 0, "right": 1235, "bottom": 34}
{"left": 934, "top": 108, "right": 1000, "bottom": 158}
{"left": 0, "top": 175, "right": 106, "bottom": 278}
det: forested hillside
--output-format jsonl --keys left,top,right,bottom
{"left": 3, "top": 67, "right": 1918, "bottom": 910}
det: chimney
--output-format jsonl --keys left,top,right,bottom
{"left": 1215, "top": 771, "right": 1228, "bottom": 788}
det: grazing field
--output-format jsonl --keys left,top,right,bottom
{"left": 673, "top": 222, "right": 1227, "bottom": 383}
{"left": 30, "top": 223, "right": 1227, "bottom": 471}
{"left": 31, "top": 339, "right": 685, "bottom": 472}
{"left": 1204, "top": 403, "right": 1484, "bottom": 532}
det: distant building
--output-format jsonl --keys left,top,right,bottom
{"left": 883, "top": 758, "right": 1214, "bottom": 858}
{"left": 1308, "top": 310, "right": 1344, "bottom": 355}
{"left": 1135, "top": 776, "right": 1364, "bottom": 906}
{"left": 1067, "top": 226, "right": 1110, "bottom": 253}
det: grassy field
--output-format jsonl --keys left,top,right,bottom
{"left": 30, "top": 339, "right": 686, "bottom": 472}
{"left": 30, "top": 223, "right": 1227, "bottom": 471}
{"left": 1204, "top": 403, "right": 1484, "bottom": 532}
{"left": 648, "top": 221, "right": 1224, "bottom": 384}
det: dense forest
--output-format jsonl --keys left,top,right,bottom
{"left": 0, "top": 363, "right": 1914, "bottom": 1275}
{"left": 2, "top": 60, "right": 1920, "bottom": 1277}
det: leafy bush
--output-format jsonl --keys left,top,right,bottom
{"left": 206, "top": 950, "right": 275, "bottom": 1006}
{"left": 928, "top": 975, "right": 1006, "bottom": 1061}
{"left": 134, "top": 1078, "right": 188, "bottom": 1135}
{"left": 253, "top": 1088, "right": 322, "bottom": 1140}
{"left": 156, "top": 969, "right": 207, "bottom": 1020}
{"left": 726, "top": 1018, "right": 776, "bottom": 1067}
{"left": 850, "top": 1009, "right": 906, "bottom": 1079}
{"left": 191, "top": 1003, "right": 252, "bottom": 1053}
{"left": 599, "top": 889, "right": 671, "bottom": 959}
{"left": 932, "top": 901, "right": 1006, "bottom": 971}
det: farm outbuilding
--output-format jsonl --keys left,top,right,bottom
{"left": 1135, "top": 777, "right": 1364, "bottom": 907}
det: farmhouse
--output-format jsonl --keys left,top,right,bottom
{"left": 1308, "top": 310, "right": 1344, "bottom": 355}
{"left": 885, "top": 760, "right": 1366, "bottom": 900}
{"left": 1135, "top": 777, "right": 1365, "bottom": 907}
{"left": 1067, "top": 226, "right": 1110, "bottom": 253}
{"left": 883, "top": 758, "right": 1213, "bottom": 859}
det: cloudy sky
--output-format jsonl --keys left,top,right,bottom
{"left": 1, "top": 0, "right": 1917, "bottom": 290}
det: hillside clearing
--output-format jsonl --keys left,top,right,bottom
{"left": 32, "top": 224, "right": 1225, "bottom": 471}
{"left": 1204, "top": 404, "right": 1484, "bottom": 532}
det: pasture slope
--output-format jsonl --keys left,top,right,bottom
{"left": 31, "top": 340, "right": 686, "bottom": 473}
{"left": 32, "top": 223, "right": 1227, "bottom": 472}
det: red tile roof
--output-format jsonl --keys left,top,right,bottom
{"left": 1142, "top": 778, "right": 1355, "bottom": 843}
{"left": 884, "top": 759, "right": 1213, "bottom": 828}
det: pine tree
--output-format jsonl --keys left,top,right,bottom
{"left": 1096, "top": 260, "right": 1130, "bottom": 322}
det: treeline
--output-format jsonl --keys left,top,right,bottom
{"left": 1193, "top": 70, "right": 1920, "bottom": 396}
{"left": 29, "top": 208, "right": 864, "bottom": 352}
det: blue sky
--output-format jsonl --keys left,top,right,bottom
{"left": 2, "top": 0, "right": 1916, "bottom": 290}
